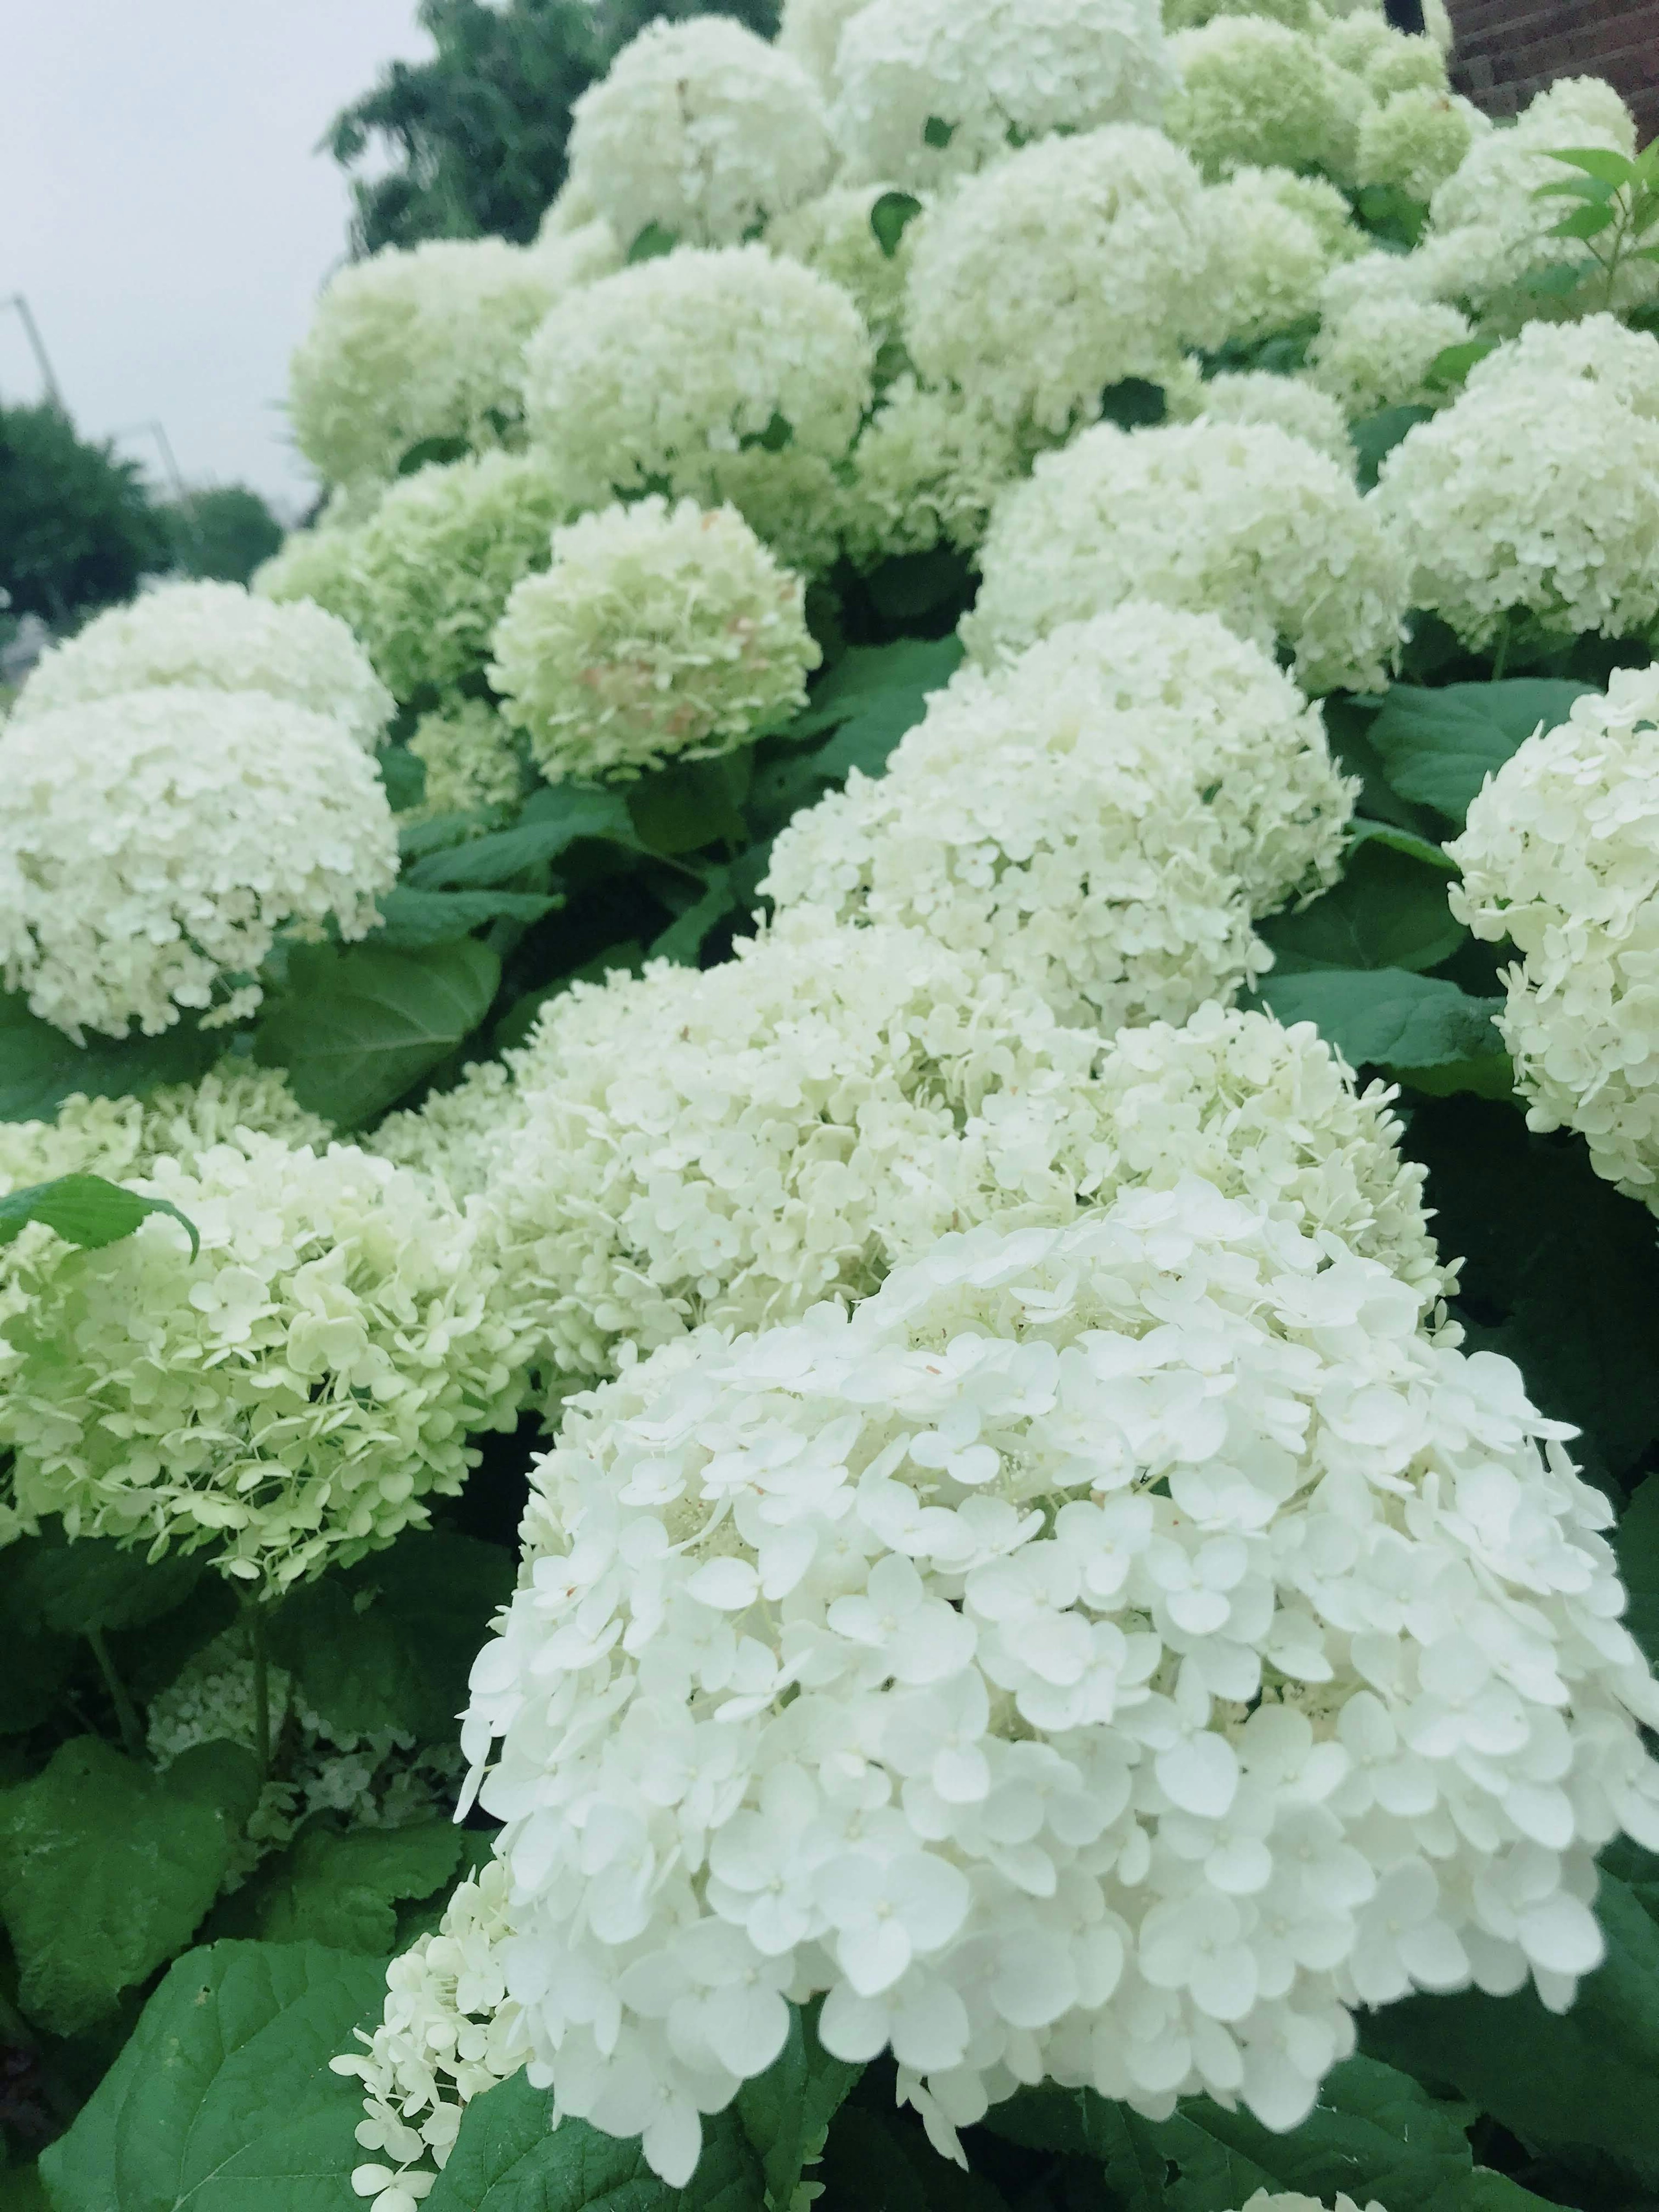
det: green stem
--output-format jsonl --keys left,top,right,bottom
{"left": 87, "top": 1626, "right": 145, "bottom": 1763}
{"left": 246, "top": 1599, "right": 271, "bottom": 1783}
{"left": 1490, "top": 619, "right": 1512, "bottom": 683}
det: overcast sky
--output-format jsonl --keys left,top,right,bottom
{"left": 3, "top": 5, "right": 433, "bottom": 517}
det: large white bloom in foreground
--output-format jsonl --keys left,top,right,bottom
{"left": 1372, "top": 368, "right": 1659, "bottom": 652}
{"left": 0, "top": 689, "right": 396, "bottom": 1039}
{"left": 567, "top": 17, "right": 835, "bottom": 251}
{"left": 964, "top": 421, "right": 1407, "bottom": 694}
{"left": 521, "top": 246, "right": 872, "bottom": 572}
{"left": 489, "top": 498, "right": 819, "bottom": 785}
{"left": 768, "top": 607, "right": 1356, "bottom": 1029}
{"left": 1448, "top": 669, "right": 1659, "bottom": 1210}
{"left": 903, "top": 127, "right": 1221, "bottom": 437}
{"left": 342, "top": 1180, "right": 1659, "bottom": 2192}
{"left": 0, "top": 1137, "right": 524, "bottom": 1591}
{"left": 288, "top": 238, "right": 558, "bottom": 486}
{"left": 830, "top": 0, "right": 1173, "bottom": 190}
{"left": 11, "top": 581, "right": 393, "bottom": 751}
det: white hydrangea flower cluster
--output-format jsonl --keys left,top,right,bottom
{"left": 1163, "top": 0, "right": 1322, "bottom": 29}
{"left": 829, "top": 0, "right": 1173, "bottom": 191}
{"left": 1319, "top": 14, "right": 1447, "bottom": 97}
{"left": 1241, "top": 2196, "right": 1381, "bottom": 2212}
{"left": 1205, "top": 168, "right": 1342, "bottom": 346}
{"left": 767, "top": 607, "right": 1356, "bottom": 1031}
{"left": 1165, "top": 21, "right": 1365, "bottom": 184}
{"left": 567, "top": 18, "right": 835, "bottom": 251}
{"left": 384, "top": 1181, "right": 1658, "bottom": 2185}
{"left": 776, "top": 0, "right": 869, "bottom": 97}
{"left": 288, "top": 239, "right": 558, "bottom": 487}
{"left": 1356, "top": 89, "right": 1475, "bottom": 206}
{"left": 766, "top": 184, "right": 918, "bottom": 342}
{"left": 965, "top": 421, "right": 1407, "bottom": 694}
{"left": 351, "top": 453, "right": 571, "bottom": 704}
{"left": 0, "top": 1064, "right": 328, "bottom": 1196}
{"left": 1421, "top": 77, "right": 1656, "bottom": 330}
{"left": 489, "top": 498, "right": 820, "bottom": 785}
{"left": 521, "top": 246, "right": 873, "bottom": 573}
{"left": 369, "top": 1057, "right": 524, "bottom": 1204}
{"left": 1169, "top": 370, "right": 1353, "bottom": 468}
{"left": 1460, "top": 314, "right": 1659, "bottom": 421}
{"left": 1447, "top": 669, "right": 1659, "bottom": 1209}
{"left": 839, "top": 379, "right": 1026, "bottom": 569}
{"left": 254, "top": 521, "right": 375, "bottom": 640}
{"left": 334, "top": 1859, "right": 525, "bottom": 2200}
{"left": 482, "top": 909, "right": 1452, "bottom": 1397}
{"left": 0, "top": 689, "right": 397, "bottom": 1039}
{"left": 1246, "top": 167, "right": 1363, "bottom": 264}
{"left": 1304, "top": 279, "right": 1473, "bottom": 417}
{"left": 0, "top": 1135, "right": 526, "bottom": 1591}
{"left": 12, "top": 581, "right": 393, "bottom": 752}
{"left": 405, "top": 701, "right": 525, "bottom": 823}
{"left": 1372, "top": 362, "right": 1659, "bottom": 651}
{"left": 903, "top": 127, "right": 1223, "bottom": 437}
{"left": 527, "top": 213, "right": 624, "bottom": 296}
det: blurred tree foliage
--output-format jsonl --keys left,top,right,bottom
{"left": 0, "top": 404, "right": 167, "bottom": 625}
{"left": 165, "top": 485, "right": 284, "bottom": 586}
{"left": 326, "top": 0, "right": 782, "bottom": 257}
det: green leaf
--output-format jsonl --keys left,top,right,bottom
{"left": 1542, "top": 145, "right": 1635, "bottom": 188}
{"left": 790, "top": 639, "right": 964, "bottom": 741}
{"left": 0, "top": 1738, "right": 236, "bottom": 2033}
{"left": 1367, "top": 680, "right": 1594, "bottom": 828}
{"left": 0, "top": 992, "right": 218, "bottom": 1125}
{"left": 407, "top": 789, "right": 638, "bottom": 889}
{"left": 424, "top": 2068, "right": 765, "bottom": 2210}
{"left": 399, "top": 435, "right": 472, "bottom": 475}
{"left": 629, "top": 757, "right": 749, "bottom": 857}
{"left": 256, "top": 1821, "right": 463, "bottom": 1953}
{"left": 1097, "top": 378, "right": 1167, "bottom": 431}
{"left": 628, "top": 220, "right": 679, "bottom": 263}
{"left": 373, "top": 887, "right": 559, "bottom": 950}
{"left": 1518, "top": 260, "right": 1595, "bottom": 298}
{"left": 253, "top": 938, "right": 500, "bottom": 1128}
{"left": 1364, "top": 1870, "right": 1659, "bottom": 2182}
{"left": 377, "top": 744, "right": 427, "bottom": 812}
{"left": 988, "top": 2057, "right": 1473, "bottom": 2212}
{"left": 1258, "top": 834, "right": 1464, "bottom": 977}
{"left": 1424, "top": 337, "right": 1500, "bottom": 391}
{"left": 0, "top": 1173, "right": 199, "bottom": 1258}
{"left": 1251, "top": 968, "right": 1509, "bottom": 1096}
{"left": 1349, "top": 405, "right": 1433, "bottom": 492}
{"left": 3, "top": 1526, "right": 207, "bottom": 1638}
{"left": 0, "top": 2168, "right": 49, "bottom": 2212}
{"left": 817, "top": 2104, "right": 1009, "bottom": 2211}
{"left": 650, "top": 869, "right": 737, "bottom": 967}
{"left": 400, "top": 810, "right": 503, "bottom": 863}
{"left": 38, "top": 1939, "right": 391, "bottom": 2211}
{"left": 739, "top": 412, "right": 794, "bottom": 456}
{"left": 733, "top": 2002, "right": 863, "bottom": 2212}
{"left": 870, "top": 191, "right": 924, "bottom": 257}
{"left": 923, "top": 115, "right": 956, "bottom": 148}
{"left": 751, "top": 661, "right": 950, "bottom": 837}
{"left": 1547, "top": 201, "right": 1619, "bottom": 240}
{"left": 266, "top": 1530, "right": 514, "bottom": 1745}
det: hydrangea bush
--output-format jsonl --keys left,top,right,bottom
{"left": 8, "top": 10, "right": 1659, "bottom": 2212}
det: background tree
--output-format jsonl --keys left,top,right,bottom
{"left": 0, "top": 404, "right": 168, "bottom": 625}
{"left": 165, "top": 485, "right": 284, "bottom": 585}
{"left": 326, "top": 0, "right": 781, "bottom": 257}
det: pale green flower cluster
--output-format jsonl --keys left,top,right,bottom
{"left": 1165, "top": 19, "right": 1366, "bottom": 183}
{"left": 288, "top": 238, "right": 559, "bottom": 487}
{"left": 350, "top": 453, "right": 571, "bottom": 704}
{"left": 839, "top": 378, "right": 1027, "bottom": 568}
{"left": 0, "top": 1065, "right": 328, "bottom": 1195}
{"left": 766, "top": 182, "right": 918, "bottom": 340}
{"left": 490, "top": 496, "right": 820, "bottom": 785}
{"left": 12, "top": 581, "right": 393, "bottom": 752}
{"left": 405, "top": 700, "right": 526, "bottom": 821}
{"left": 0, "top": 1136, "right": 525, "bottom": 1592}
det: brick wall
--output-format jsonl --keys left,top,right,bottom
{"left": 1447, "top": 0, "right": 1659, "bottom": 140}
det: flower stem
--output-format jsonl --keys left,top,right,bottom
{"left": 86, "top": 1626, "right": 145, "bottom": 1763}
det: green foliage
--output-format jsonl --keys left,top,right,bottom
{"left": 1349, "top": 405, "right": 1435, "bottom": 491}
{"left": 1258, "top": 829, "right": 1464, "bottom": 976}
{"left": 326, "top": 0, "right": 780, "bottom": 257}
{"left": 1363, "top": 680, "right": 1595, "bottom": 827}
{"left": 1252, "top": 967, "right": 1510, "bottom": 1098}
{"left": 264, "top": 1532, "right": 515, "bottom": 1745}
{"left": 1532, "top": 141, "right": 1659, "bottom": 314}
{"left": 252, "top": 938, "right": 502, "bottom": 1128}
{"left": 0, "top": 992, "right": 216, "bottom": 1125}
{"left": 733, "top": 2002, "right": 862, "bottom": 2211}
{"left": 252, "top": 1822, "right": 464, "bottom": 1952}
{"left": 163, "top": 485, "right": 283, "bottom": 585}
{"left": 0, "top": 404, "right": 168, "bottom": 626}
{"left": 0, "top": 1741, "right": 240, "bottom": 2033}
{"left": 38, "top": 1941, "right": 390, "bottom": 2209}
{"left": 0, "top": 1175, "right": 199, "bottom": 1259}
